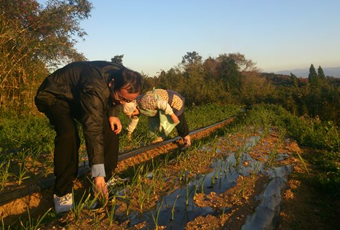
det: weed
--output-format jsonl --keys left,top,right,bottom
{"left": 295, "top": 151, "right": 310, "bottom": 175}
{"left": 16, "top": 162, "right": 30, "bottom": 185}
{"left": 171, "top": 195, "right": 180, "bottom": 221}
{"left": 107, "top": 196, "right": 117, "bottom": 226}
{"left": 185, "top": 183, "right": 190, "bottom": 206}
{"left": 151, "top": 198, "right": 164, "bottom": 230}
{"left": 0, "top": 161, "right": 11, "bottom": 190}
{"left": 20, "top": 207, "right": 52, "bottom": 230}
{"left": 71, "top": 189, "right": 92, "bottom": 220}
{"left": 266, "top": 145, "right": 278, "bottom": 168}
{"left": 200, "top": 175, "right": 206, "bottom": 193}
{"left": 1, "top": 217, "right": 10, "bottom": 230}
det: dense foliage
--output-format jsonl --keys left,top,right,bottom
{"left": 0, "top": 0, "right": 92, "bottom": 111}
{"left": 141, "top": 51, "right": 340, "bottom": 126}
{"left": 142, "top": 52, "right": 273, "bottom": 107}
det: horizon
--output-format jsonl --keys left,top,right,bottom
{"left": 273, "top": 65, "right": 340, "bottom": 78}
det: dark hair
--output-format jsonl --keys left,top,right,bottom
{"left": 111, "top": 68, "right": 143, "bottom": 93}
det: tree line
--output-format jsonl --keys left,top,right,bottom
{"left": 138, "top": 52, "right": 340, "bottom": 125}
{"left": 1, "top": 0, "right": 340, "bottom": 127}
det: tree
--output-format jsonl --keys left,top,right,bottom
{"left": 217, "top": 54, "right": 243, "bottom": 92}
{"left": 290, "top": 73, "right": 299, "bottom": 88}
{"left": 0, "top": 0, "right": 92, "bottom": 111}
{"left": 227, "top": 53, "right": 258, "bottom": 72}
{"left": 181, "top": 51, "right": 202, "bottom": 74}
{"left": 308, "top": 64, "right": 319, "bottom": 87}
{"left": 111, "top": 55, "right": 124, "bottom": 65}
{"left": 202, "top": 57, "right": 219, "bottom": 80}
{"left": 181, "top": 51, "right": 202, "bottom": 66}
{"left": 317, "top": 66, "right": 326, "bottom": 80}
{"left": 241, "top": 71, "right": 275, "bottom": 106}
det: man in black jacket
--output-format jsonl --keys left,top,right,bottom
{"left": 35, "top": 61, "right": 143, "bottom": 213}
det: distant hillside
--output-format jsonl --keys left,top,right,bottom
{"left": 275, "top": 66, "right": 340, "bottom": 78}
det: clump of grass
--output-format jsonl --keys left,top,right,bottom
{"left": 151, "top": 199, "right": 164, "bottom": 230}
{"left": 0, "top": 161, "right": 12, "bottom": 190}
{"left": 71, "top": 189, "right": 86, "bottom": 221}
{"left": 20, "top": 207, "right": 52, "bottom": 230}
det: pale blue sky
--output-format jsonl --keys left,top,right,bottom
{"left": 44, "top": 0, "right": 340, "bottom": 76}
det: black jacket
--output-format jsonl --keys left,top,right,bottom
{"left": 35, "top": 61, "right": 123, "bottom": 165}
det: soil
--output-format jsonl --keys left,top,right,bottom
{"left": 2, "top": 120, "right": 339, "bottom": 229}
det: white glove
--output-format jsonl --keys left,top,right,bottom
{"left": 183, "top": 135, "right": 191, "bottom": 147}
{"left": 127, "top": 132, "right": 132, "bottom": 142}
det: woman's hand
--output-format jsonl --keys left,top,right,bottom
{"left": 109, "top": 116, "right": 122, "bottom": 134}
{"left": 127, "top": 132, "right": 132, "bottom": 141}
{"left": 131, "top": 108, "right": 140, "bottom": 116}
{"left": 183, "top": 135, "right": 191, "bottom": 147}
{"left": 170, "top": 113, "right": 179, "bottom": 123}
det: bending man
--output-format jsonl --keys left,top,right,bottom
{"left": 35, "top": 61, "right": 143, "bottom": 213}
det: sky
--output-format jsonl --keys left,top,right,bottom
{"left": 41, "top": 0, "right": 340, "bottom": 77}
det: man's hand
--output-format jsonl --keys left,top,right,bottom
{"left": 109, "top": 116, "right": 122, "bottom": 134}
{"left": 170, "top": 113, "right": 179, "bottom": 123}
{"left": 94, "top": 176, "right": 108, "bottom": 200}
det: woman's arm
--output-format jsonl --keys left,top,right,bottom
{"left": 155, "top": 100, "right": 173, "bottom": 115}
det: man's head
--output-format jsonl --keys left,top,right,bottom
{"left": 110, "top": 68, "right": 143, "bottom": 104}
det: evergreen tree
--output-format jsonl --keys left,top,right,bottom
{"left": 317, "top": 66, "right": 326, "bottom": 80}
{"left": 308, "top": 64, "right": 319, "bottom": 87}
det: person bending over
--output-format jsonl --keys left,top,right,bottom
{"left": 123, "top": 88, "right": 191, "bottom": 147}
{"left": 35, "top": 61, "right": 143, "bottom": 213}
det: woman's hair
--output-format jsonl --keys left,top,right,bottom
{"left": 111, "top": 68, "right": 143, "bottom": 93}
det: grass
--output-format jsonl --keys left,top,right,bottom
{"left": 20, "top": 207, "right": 52, "bottom": 230}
